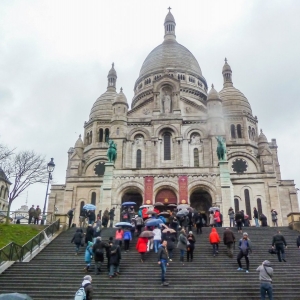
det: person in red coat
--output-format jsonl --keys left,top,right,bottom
{"left": 209, "top": 227, "right": 220, "bottom": 257}
{"left": 213, "top": 209, "right": 221, "bottom": 227}
{"left": 136, "top": 237, "right": 148, "bottom": 263}
{"left": 142, "top": 208, "right": 149, "bottom": 220}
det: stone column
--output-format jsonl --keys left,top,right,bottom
{"left": 219, "top": 160, "right": 234, "bottom": 227}
{"left": 99, "top": 162, "right": 115, "bottom": 218}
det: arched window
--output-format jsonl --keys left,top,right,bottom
{"left": 91, "top": 192, "right": 96, "bottom": 205}
{"left": 231, "top": 124, "right": 236, "bottom": 138}
{"left": 234, "top": 198, "right": 240, "bottom": 213}
{"left": 0, "top": 186, "right": 3, "bottom": 198}
{"left": 248, "top": 126, "right": 252, "bottom": 139}
{"left": 105, "top": 128, "right": 110, "bottom": 143}
{"left": 163, "top": 133, "right": 171, "bottom": 160}
{"left": 86, "top": 132, "right": 89, "bottom": 145}
{"left": 99, "top": 129, "right": 103, "bottom": 142}
{"left": 89, "top": 131, "right": 93, "bottom": 144}
{"left": 257, "top": 198, "right": 262, "bottom": 216}
{"left": 136, "top": 149, "right": 142, "bottom": 169}
{"left": 193, "top": 148, "right": 199, "bottom": 167}
{"left": 80, "top": 201, "right": 85, "bottom": 211}
{"left": 237, "top": 124, "right": 242, "bottom": 138}
{"left": 244, "top": 189, "right": 252, "bottom": 220}
{"left": 252, "top": 128, "right": 255, "bottom": 141}
{"left": 117, "top": 128, "right": 120, "bottom": 135}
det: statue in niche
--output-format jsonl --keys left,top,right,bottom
{"left": 191, "top": 134, "right": 201, "bottom": 145}
{"left": 162, "top": 90, "right": 171, "bottom": 113}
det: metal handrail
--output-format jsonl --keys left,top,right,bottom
{"left": 0, "top": 211, "right": 54, "bottom": 224}
{"left": 0, "top": 219, "right": 60, "bottom": 265}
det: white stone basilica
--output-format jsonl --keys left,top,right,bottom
{"left": 48, "top": 10, "right": 299, "bottom": 226}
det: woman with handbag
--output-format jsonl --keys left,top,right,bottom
{"left": 187, "top": 231, "right": 196, "bottom": 262}
{"left": 177, "top": 229, "right": 188, "bottom": 265}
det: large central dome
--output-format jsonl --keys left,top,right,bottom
{"left": 139, "top": 39, "right": 202, "bottom": 78}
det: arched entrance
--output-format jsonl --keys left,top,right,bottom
{"left": 190, "top": 189, "right": 212, "bottom": 223}
{"left": 155, "top": 189, "right": 177, "bottom": 205}
{"left": 121, "top": 192, "right": 143, "bottom": 209}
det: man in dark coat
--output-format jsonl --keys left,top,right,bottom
{"left": 253, "top": 207, "right": 259, "bottom": 227}
{"left": 223, "top": 227, "right": 235, "bottom": 258}
{"left": 235, "top": 211, "right": 243, "bottom": 233}
{"left": 195, "top": 213, "right": 203, "bottom": 234}
{"left": 165, "top": 231, "right": 176, "bottom": 261}
{"left": 34, "top": 205, "right": 41, "bottom": 225}
{"left": 28, "top": 205, "right": 35, "bottom": 224}
{"left": 67, "top": 208, "right": 75, "bottom": 228}
{"left": 85, "top": 224, "right": 94, "bottom": 245}
{"left": 108, "top": 241, "right": 121, "bottom": 278}
{"left": 272, "top": 230, "right": 287, "bottom": 262}
{"left": 157, "top": 240, "right": 169, "bottom": 286}
{"left": 93, "top": 237, "right": 109, "bottom": 274}
{"left": 260, "top": 214, "right": 268, "bottom": 227}
{"left": 71, "top": 228, "right": 84, "bottom": 255}
{"left": 109, "top": 207, "right": 115, "bottom": 228}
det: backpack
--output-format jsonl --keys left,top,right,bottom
{"left": 124, "top": 231, "right": 131, "bottom": 240}
{"left": 74, "top": 286, "right": 87, "bottom": 300}
{"left": 138, "top": 209, "right": 142, "bottom": 217}
{"left": 136, "top": 217, "right": 143, "bottom": 225}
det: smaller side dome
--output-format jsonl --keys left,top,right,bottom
{"left": 113, "top": 88, "right": 128, "bottom": 106}
{"left": 207, "top": 84, "right": 221, "bottom": 102}
{"left": 258, "top": 129, "right": 270, "bottom": 154}
{"left": 258, "top": 129, "right": 268, "bottom": 144}
{"left": 74, "top": 135, "right": 84, "bottom": 148}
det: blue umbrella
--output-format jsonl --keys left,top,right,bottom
{"left": 122, "top": 202, "right": 136, "bottom": 206}
{"left": 115, "top": 222, "right": 133, "bottom": 228}
{"left": 83, "top": 204, "right": 96, "bottom": 210}
{"left": 145, "top": 219, "right": 163, "bottom": 227}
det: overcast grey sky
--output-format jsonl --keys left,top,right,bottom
{"left": 1, "top": 0, "right": 299, "bottom": 211}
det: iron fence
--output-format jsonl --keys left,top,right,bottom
{"left": 0, "top": 211, "right": 54, "bottom": 224}
{"left": 0, "top": 219, "right": 60, "bottom": 265}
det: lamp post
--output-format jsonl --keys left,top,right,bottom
{"left": 41, "top": 158, "right": 55, "bottom": 225}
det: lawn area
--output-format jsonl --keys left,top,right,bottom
{"left": 0, "top": 224, "right": 44, "bottom": 248}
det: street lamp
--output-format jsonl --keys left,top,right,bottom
{"left": 41, "top": 158, "right": 55, "bottom": 225}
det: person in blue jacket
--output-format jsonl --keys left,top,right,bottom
{"left": 123, "top": 229, "right": 132, "bottom": 252}
{"left": 84, "top": 241, "right": 94, "bottom": 272}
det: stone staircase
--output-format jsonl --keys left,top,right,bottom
{"left": 0, "top": 226, "right": 300, "bottom": 299}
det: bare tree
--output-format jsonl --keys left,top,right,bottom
{"left": 0, "top": 143, "right": 14, "bottom": 162}
{"left": 2, "top": 150, "right": 49, "bottom": 224}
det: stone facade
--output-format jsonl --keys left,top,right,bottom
{"left": 48, "top": 10, "right": 298, "bottom": 226}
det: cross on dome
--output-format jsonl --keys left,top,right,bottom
{"left": 168, "top": 6, "right": 171, "bottom": 12}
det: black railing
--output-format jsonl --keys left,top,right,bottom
{"left": 0, "top": 210, "right": 54, "bottom": 224}
{"left": 0, "top": 219, "right": 60, "bottom": 265}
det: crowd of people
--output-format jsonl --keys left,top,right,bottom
{"left": 72, "top": 204, "right": 291, "bottom": 300}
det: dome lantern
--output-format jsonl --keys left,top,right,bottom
{"left": 164, "top": 7, "right": 176, "bottom": 41}
{"left": 222, "top": 58, "right": 233, "bottom": 88}
{"left": 107, "top": 62, "right": 117, "bottom": 90}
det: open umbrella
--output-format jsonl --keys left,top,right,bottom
{"left": 122, "top": 202, "right": 136, "bottom": 206}
{"left": 153, "top": 202, "right": 164, "bottom": 206}
{"left": 162, "top": 228, "right": 176, "bottom": 233}
{"left": 145, "top": 219, "right": 163, "bottom": 227}
{"left": 176, "top": 209, "right": 189, "bottom": 217}
{"left": 158, "top": 212, "right": 170, "bottom": 217}
{"left": 83, "top": 204, "right": 96, "bottom": 210}
{"left": 177, "top": 204, "right": 190, "bottom": 210}
{"left": 115, "top": 222, "right": 133, "bottom": 228}
{"left": 146, "top": 210, "right": 157, "bottom": 215}
{"left": 139, "top": 231, "right": 154, "bottom": 238}
{"left": 0, "top": 294, "right": 33, "bottom": 300}
{"left": 187, "top": 207, "right": 194, "bottom": 212}
{"left": 140, "top": 205, "right": 153, "bottom": 209}
{"left": 167, "top": 204, "right": 177, "bottom": 207}
{"left": 209, "top": 207, "right": 219, "bottom": 212}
